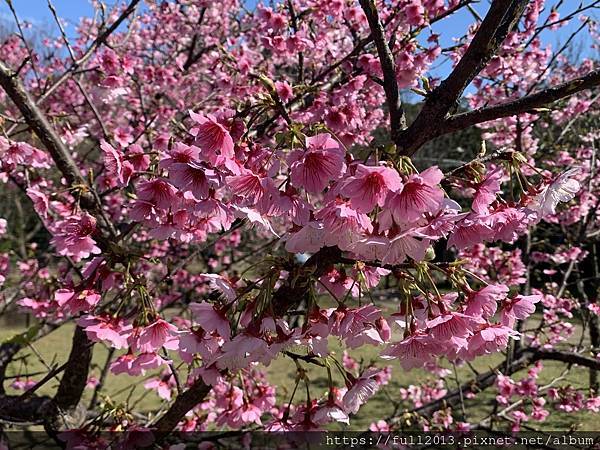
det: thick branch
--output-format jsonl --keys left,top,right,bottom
{"left": 272, "top": 246, "right": 342, "bottom": 315}
{"left": 445, "top": 69, "right": 600, "bottom": 131}
{"left": 53, "top": 326, "right": 94, "bottom": 412}
{"left": 358, "top": 0, "right": 406, "bottom": 140}
{"left": 153, "top": 377, "right": 212, "bottom": 435}
{"left": 528, "top": 349, "right": 600, "bottom": 369}
{"left": 396, "top": 0, "right": 529, "bottom": 155}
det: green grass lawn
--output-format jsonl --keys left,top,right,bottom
{"left": 0, "top": 305, "right": 597, "bottom": 431}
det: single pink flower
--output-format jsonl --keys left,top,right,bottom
{"left": 350, "top": 235, "right": 389, "bottom": 261}
{"left": 426, "top": 311, "right": 480, "bottom": 350}
{"left": 190, "top": 301, "right": 231, "bottom": 338}
{"left": 314, "top": 199, "right": 372, "bottom": 250}
{"left": 136, "top": 319, "right": 179, "bottom": 352}
{"left": 130, "top": 352, "right": 170, "bottom": 375}
{"left": 464, "top": 284, "right": 509, "bottom": 319}
{"left": 226, "top": 169, "right": 276, "bottom": 204}
{"left": 169, "top": 161, "right": 219, "bottom": 200}
{"left": 501, "top": 294, "right": 542, "bottom": 326}
{"left": 101, "top": 140, "right": 133, "bottom": 187}
{"left": 382, "top": 230, "right": 430, "bottom": 264}
{"left": 447, "top": 214, "right": 494, "bottom": 250}
{"left": 314, "top": 392, "right": 349, "bottom": 425}
{"left": 127, "top": 144, "right": 150, "bottom": 171}
{"left": 341, "top": 164, "right": 403, "bottom": 213}
{"left": 465, "top": 324, "right": 518, "bottom": 359}
{"left": 78, "top": 314, "right": 132, "bottom": 349}
{"left": 289, "top": 133, "right": 346, "bottom": 193}
{"left": 200, "top": 274, "right": 238, "bottom": 302}
{"left": 275, "top": 80, "right": 293, "bottom": 102}
{"left": 110, "top": 352, "right": 137, "bottom": 375}
{"left": 381, "top": 332, "right": 434, "bottom": 369}
{"left": 472, "top": 168, "right": 503, "bottom": 214}
{"left": 51, "top": 213, "right": 101, "bottom": 261}
{"left": 136, "top": 179, "right": 179, "bottom": 210}
{"left": 384, "top": 166, "right": 445, "bottom": 224}
{"left": 342, "top": 368, "right": 382, "bottom": 414}
{"left": 487, "top": 206, "right": 530, "bottom": 243}
{"left": 189, "top": 111, "right": 235, "bottom": 159}
{"left": 284, "top": 221, "right": 326, "bottom": 253}
{"left": 144, "top": 374, "right": 175, "bottom": 400}
{"left": 26, "top": 187, "right": 49, "bottom": 219}
{"left": 529, "top": 167, "right": 581, "bottom": 219}
{"left": 159, "top": 142, "right": 201, "bottom": 169}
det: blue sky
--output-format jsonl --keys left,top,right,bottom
{"left": 0, "top": 0, "right": 94, "bottom": 31}
{"left": 0, "top": 0, "right": 596, "bottom": 79}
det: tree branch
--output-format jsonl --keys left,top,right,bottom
{"left": 396, "top": 0, "right": 529, "bottom": 156}
{"left": 272, "top": 246, "right": 342, "bottom": 315}
{"left": 53, "top": 327, "right": 94, "bottom": 412}
{"left": 152, "top": 377, "right": 212, "bottom": 435}
{"left": 37, "top": 0, "right": 141, "bottom": 105}
{"left": 151, "top": 246, "right": 341, "bottom": 436}
{"left": 0, "top": 62, "right": 86, "bottom": 187}
{"left": 404, "top": 348, "right": 600, "bottom": 419}
{"left": 444, "top": 69, "right": 600, "bottom": 132}
{"left": 358, "top": 0, "right": 406, "bottom": 141}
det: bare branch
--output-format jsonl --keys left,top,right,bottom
{"left": 53, "top": 327, "right": 94, "bottom": 413}
{"left": 445, "top": 69, "right": 600, "bottom": 133}
{"left": 37, "top": 0, "right": 141, "bottom": 104}
{"left": 152, "top": 378, "right": 211, "bottom": 435}
{"left": 401, "top": 349, "right": 600, "bottom": 419}
{"left": 358, "top": 0, "right": 406, "bottom": 140}
{"left": 396, "top": 0, "right": 529, "bottom": 156}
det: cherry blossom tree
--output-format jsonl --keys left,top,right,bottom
{"left": 0, "top": 0, "right": 598, "bottom": 445}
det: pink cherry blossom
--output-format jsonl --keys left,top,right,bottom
{"left": 190, "top": 302, "right": 231, "bottom": 338}
{"left": 289, "top": 133, "right": 346, "bottom": 193}
{"left": 135, "top": 318, "right": 179, "bottom": 353}
{"left": 169, "top": 161, "right": 219, "bottom": 200}
{"left": 383, "top": 166, "right": 445, "bottom": 224}
{"left": 341, "top": 164, "right": 403, "bottom": 213}
{"left": 529, "top": 167, "right": 581, "bottom": 218}
{"left": 464, "top": 284, "right": 509, "bottom": 319}
{"left": 189, "top": 111, "right": 235, "bottom": 159}
{"left": 101, "top": 140, "right": 133, "bottom": 187}
{"left": 501, "top": 294, "right": 542, "bottom": 327}
{"left": 78, "top": 314, "right": 132, "bottom": 349}
{"left": 472, "top": 168, "right": 503, "bottom": 214}
{"left": 342, "top": 368, "right": 383, "bottom": 414}
{"left": 51, "top": 213, "right": 101, "bottom": 261}
{"left": 381, "top": 332, "right": 434, "bottom": 370}
{"left": 54, "top": 289, "right": 101, "bottom": 315}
